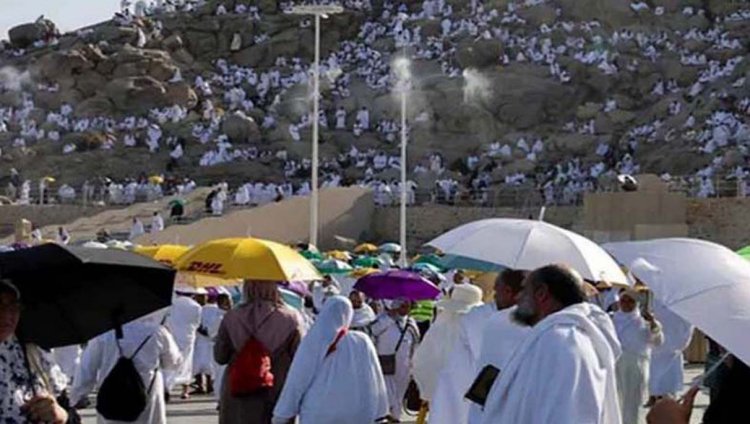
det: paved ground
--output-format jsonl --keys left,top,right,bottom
{"left": 80, "top": 365, "right": 708, "bottom": 423}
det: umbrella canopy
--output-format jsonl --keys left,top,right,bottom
{"left": 410, "top": 262, "right": 442, "bottom": 274}
{"left": 0, "top": 244, "right": 175, "bottom": 349}
{"left": 428, "top": 218, "right": 628, "bottom": 285}
{"left": 134, "top": 244, "right": 190, "bottom": 266}
{"left": 440, "top": 254, "right": 505, "bottom": 273}
{"left": 737, "top": 245, "right": 750, "bottom": 260}
{"left": 414, "top": 254, "right": 446, "bottom": 271}
{"left": 175, "top": 237, "right": 321, "bottom": 282}
{"left": 379, "top": 242, "right": 402, "bottom": 254}
{"left": 353, "top": 256, "right": 385, "bottom": 269}
{"left": 149, "top": 175, "right": 164, "bottom": 184}
{"left": 81, "top": 241, "right": 108, "bottom": 249}
{"left": 349, "top": 267, "right": 380, "bottom": 279}
{"left": 326, "top": 250, "right": 353, "bottom": 261}
{"left": 168, "top": 199, "right": 186, "bottom": 208}
{"left": 354, "top": 243, "right": 379, "bottom": 254}
{"left": 280, "top": 281, "right": 312, "bottom": 298}
{"left": 604, "top": 238, "right": 750, "bottom": 366}
{"left": 354, "top": 270, "right": 440, "bottom": 301}
{"left": 315, "top": 259, "right": 353, "bottom": 275}
{"left": 300, "top": 250, "right": 324, "bottom": 261}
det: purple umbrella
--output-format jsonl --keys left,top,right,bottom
{"left": 354, "top": 270, "right": 440, "bottom": 301}
{"left": 281, "top": 280, "right": 311, "bottom": 298}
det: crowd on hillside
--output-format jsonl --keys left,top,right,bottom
{"left": 2, "top": 0, "right": 750, "bottom": 209}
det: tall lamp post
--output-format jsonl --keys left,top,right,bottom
{"left": 289, "top": 4, "right": 344, "bottom": 248}
{"left": 392, "top": 56, "right": 411, "bottom": 267}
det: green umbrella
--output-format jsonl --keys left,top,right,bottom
{"left": 415, "top": 254, "right": 446, "bottom": 271}
{"left": 316, "top": 259, "right": 353, "bottom": 275}
{"left": 354, "top": 256, "right": 385, "bottom": 268}
{"left": 301, "top": 250, "right": 324, "bottom": 261}
{"left": 440, "top": 254, "right": 505, "bottom": 273}
{"left": 737, "top": 246, "right": 750, "bottom": 260}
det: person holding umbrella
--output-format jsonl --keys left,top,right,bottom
{"left": 0, "top": 279, "right": 71, "bottom": 424}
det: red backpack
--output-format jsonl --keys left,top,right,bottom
{"left": 229, "top": 322, "right": 275, "bottom": 397}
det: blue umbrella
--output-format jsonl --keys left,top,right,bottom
{"left": 440, "top": 254, "right": 506, "bottom": 272}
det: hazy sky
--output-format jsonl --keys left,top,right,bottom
{"left": 1, "top": 0, "right": 119, "bottom": 41}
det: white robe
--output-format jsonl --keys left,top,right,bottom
{"left": 273, "top": 297, "right": 388, "bottom": 424}
{"left": 613, "top": 310, "right": 663, "bottom": 424}
{"left": 71, "top": 314, "right": 182, "bottom": 424}
{"left": 649, "top": 301, "right": 693, "bottom": 396}
{"left": 193, "top": 304, "right": 225, "bottom": 375}
{"left": 52, "top": 345, "right": 81, "bottom": 386}
{"left": 370, "top": 314, "right": 420, "bottom": 420}
{"left": 480, "top": 303, "right": 623, "bottom": 424}
{"left": 164, "top": 296, "right": 202, "bottom": 389}
{"left": 411, "top": 308, "right": 463, "bottom": 401}
{"left": 430, "top": 303, "right": 495, "bottom": 424}
{"left": 467, "top": 307, "right": 531, "bottom": 424}
{"left": 351, "top": 304, "right": 376, "bottom": 329}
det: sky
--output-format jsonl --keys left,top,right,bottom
{"left": 1, "top": 0, "right": 119, "bottom": 41}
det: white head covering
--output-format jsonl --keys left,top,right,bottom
{"left": 435, "top": 284, "right": 483, "bottom": 314}
{"left": 274, "top": 296, "right": 352, "bottom": 416}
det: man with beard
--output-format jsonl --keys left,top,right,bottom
{"left": 480, "top": 265, "right": 623, "bottom": 424}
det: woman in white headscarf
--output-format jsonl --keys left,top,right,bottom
{"left": 272, "top": 296, "right": 388, "bottom": 424}
{"left": 612, "top": 290, "right": 663, "bottom": 424}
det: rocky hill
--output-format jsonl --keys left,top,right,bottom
{"left": 1, "top": 0, "right": 749, "bottom": 203}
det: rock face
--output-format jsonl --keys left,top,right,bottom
{"left": 8, "top": 19, "right": 58, "bottom": 48}
{"left": 222, "top": 112, "right": 261, "bottom": 143}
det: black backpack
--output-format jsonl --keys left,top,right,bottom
{"left": 96, "top": 334, "right": 156, "bottom": 421}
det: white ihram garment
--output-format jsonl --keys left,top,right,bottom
{"left": 467, "top": 307, "right": 531, "bottom": 424}
{"left": 429, "top": 303, "right": 495, "bottom": 424}
{"left": 370, "top": 314, "right": 420, "bottom": 421}
{"left": 193, "top": 304, "right": 225, "bottom": 375}
{"left": 480, "top": 303, "right": 623, "bottom": 424}
{"left": 164, "top": 295, "right": 202, "bottom": 389}
{"left": 411, "top": 307, "right": 463, "bottom": 401}
{"left": 71, "top": 313, "right": 181, "bottom": 424}
{"left": 649, "top": 300, "right": 693, "bottom": 396}
{"left": 613, "top": 309, "right": 663, "bottom": 424}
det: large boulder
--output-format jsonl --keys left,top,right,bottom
{"left": 105, "top": 77, "right": 170, "bottom": 114}
{"left": 165, "top": 83, "right": 198, "bottom": 109}
{"left": 8, "top": 19, "right": 58, "bottom": 49}
{"left": 221, "top": 112, "right": 261, "bottom": 143}
{"left": 74, "top": 97, "right": 115, "bottom": 118}
{"left": 36, "top": 50, "right": 94, "bottom": 80}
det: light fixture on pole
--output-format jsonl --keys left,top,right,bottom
{"left": 392, "top": 55, "right": 411, "bottom": 267}
{"left": 288, "top": 4, "right": 344, "bottom": 248}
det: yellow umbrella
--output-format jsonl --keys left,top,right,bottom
{"left": 175, "top": 272, "right": 243, "bottom": 288}
{"left": 175, "top": 238, "right": 321, "bottom": 281}
{"left": 349, "top": 267, "right": 379, "bottom": 279}
{"left": 134, "top": 244, "right": 190, "bottom": 266}
{"left": 327, "top": 250, "right": 352, "bottom": 261}
{"left": 135, "top": 244, "right": 241, "bottom": 287}
{"left": 149, "top": 175, "right": 165, "bottom": 184}
{"left": 354, "top": 243, "right": 378, "bottom": 254}
{"left": 42, "top": 176, "right": 56, "bottom": 183}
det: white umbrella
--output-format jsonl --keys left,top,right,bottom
{"left": 428, "top": 218, "right": 628, "bottom": 285}
{"left": 81, "top": 241, "right": 108, "bottom": 249}
{"left": 604, "top": 238, "right": 750, "bottom": 366}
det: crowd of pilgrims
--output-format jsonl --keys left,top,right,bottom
{"left": 2, "top": 1, "right": 750, "bottom": 207}
{"left": 2, "top": 264, "right": 744, "bottom": 423}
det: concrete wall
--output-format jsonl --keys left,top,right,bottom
{"left": 371, "top": 198, "right": 750, "bottom": 251}
{"left": 687, "top": 197, "right": 750, "bottom": 250}
{"left": 0, "top": 204, "right": 106, "bottom": 238}
{"left": 137, "top": 187, "right": 374, "bottom": 250}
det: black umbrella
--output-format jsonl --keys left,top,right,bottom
{"left": 0, "top": 244, "right": 175, "bottom": 349}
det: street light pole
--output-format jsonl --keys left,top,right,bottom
{"left": 289, "top": 4, "right": 344, "bottom": 248}
{"left": 399, "top": 83, "right": 408, "bottom": 267}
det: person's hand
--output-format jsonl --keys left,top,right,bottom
{"left": 646, "top": 386, "right": 699, "bottom": 424}
{"left": 22, "top": 394, "right": 69, "bottom": 424}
